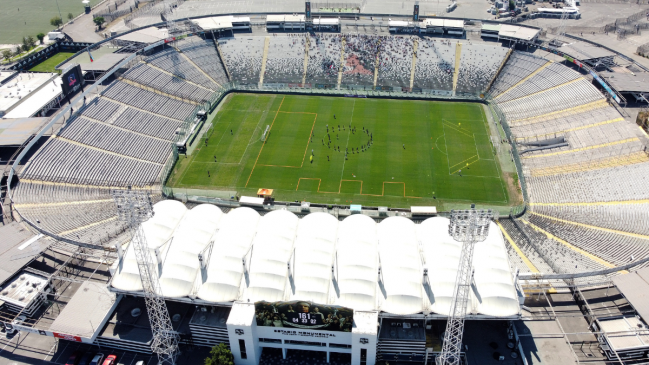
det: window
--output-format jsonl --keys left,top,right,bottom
{"left": 284, "top": 340, "right": 326, "bottom": 347}
{"left": 259, "top": 338, "right": 282, "bottom": 344}
{"left": 239, "top": 339, "right": 247, "bottom": 359}
{"left": 360, "top": 348, "right": 367, "bottom": 365}
{"left": 329, "top": 343, "right": 352, "bottom": 349}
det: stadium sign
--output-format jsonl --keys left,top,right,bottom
{"left": 60, "top": 64, "right": 83, "bottom": 98}
{"left": 255, "top": 301, "right": 353, "bottom": 332}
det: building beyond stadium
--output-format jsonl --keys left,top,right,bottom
{"left": 106, "top": 201, "right": 522, "bottom": 365}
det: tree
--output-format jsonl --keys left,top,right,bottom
{"left": 25, "top": 35, "right": 36, "bottom": 48}
{"left": 14, "top": 47, "right": 22, "bottom": 57}
{"left": 204, "top": 343, "right": 234, "bottom": 365}
{"left": 2, "top": 50, "right": 12, "bottom": 61}
{"left": 509, "top": 0, "right": 515, "bottom": 11}
{"left": 68, "top": 13, "right": 74, "bottom": 21}
{"left": 50, "top": 16, "right": 63, "bottom": 27}
{"left": 93, "top": 17, "right": 105, "bottom": 30}
{"left": 21, "top": 38, "right": 30, "bottom": 52}
{"left": 36, "top": 33, "right": 45, "bottom": 44}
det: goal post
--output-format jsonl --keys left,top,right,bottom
{"left": 260, "top": 125, "right": 270, "bottom": 142}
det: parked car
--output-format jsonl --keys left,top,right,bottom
{"left": 102, "top": 354, "right": 117, "bottom": 365}
{"left": 65, "top": 351, "right": 83, "bottom": 365}
{"left": 135, "top": 361, "right": 147, "bottom": 365}
{"left": 89, "top": 353, "right": 104, "bottom": 365}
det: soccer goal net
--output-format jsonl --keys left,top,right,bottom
{"left": 260, "top": 125, "right": 270, "bottom": 142}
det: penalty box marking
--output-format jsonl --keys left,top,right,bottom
{"left": 296, "top": 178, "right": 421, "bottom": 198}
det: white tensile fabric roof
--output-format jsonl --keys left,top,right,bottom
{"left": 111, "top": 203, "right": 520, "bottom": 317}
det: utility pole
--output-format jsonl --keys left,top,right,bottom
{"left": 113, "top": 188, "right": 178, "bottom": 365}
{"left": 436, "top": 207, "right": 493, "bottom": 365}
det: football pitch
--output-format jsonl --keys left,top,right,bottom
{"left": 0, "top": 0, "right": 102, "bottom": 44}
{"left": 168, "top": 94, "right": 520, "bottom": 209}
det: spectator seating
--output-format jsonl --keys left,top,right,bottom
{"left": 175, "top": 37, "right": 230, "bottom": 86}
{"left": 218, "top": 36, "right": 265, "bottom": 85}
{"left": 305, "top": 34, "right": 342, "bottom": 86}
{"left": 145, "top": 47, "right": 222, "bottom": 90}
{"left": 412, "top": 38, "right": 456, "bottom": 91}
{"left": 121, "top": 63, "right": 213, "bottom": 103}
{"left": 376, "top": 35, "right": 414, "bottom": 89}
{"left": 264, "top": 35, "right": 306, "bottom": 84}
{"left": 103, "top": 81, "right": 196, "bottom": 121}
{"left": 456, "top": 43, "right": 509, "bottom": 95}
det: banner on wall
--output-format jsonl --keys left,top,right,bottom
{"left": 255, "top": 301, "right": 353, "bottom": 332}
{"left": 590, "top": 70, "right": 621, "bottom": 103}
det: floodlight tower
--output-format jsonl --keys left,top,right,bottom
{"left": 113, "top": 189, "right": 179, "bottom": 365}
{"left": 436, "top": 207, "right": 493, "bottom": 365}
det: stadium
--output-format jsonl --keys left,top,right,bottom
{"left": 1, "top": 2, "right": 649, "bottom": 365}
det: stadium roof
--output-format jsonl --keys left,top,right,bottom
{"left": 498, "top": 25, "right": 540, "bottom": 41}
{"left": 0, "top": 117, "right": 50, "bottom": 146}
{"left": 612, "top": 267, "right": 649, "bottom": 322}
{"left": 192, "top": 16, "right": 234, "bottom": 31}
{"left": 48, "top": 281, "right": 118, "bottom": 340}
{"left": 266, "top": 14, "right": 306, "bottom": 22}
{"left": 482, "top": 24, "right": 501, "bottom": 32}
{"left": 3, "top": 77, "right": 63, "bottom": 119}
{"left": 558, "top": 41, "right": 615, "bottom": 61}
{"left": 79, "top": 53, "right": 130, "bottom": 72}
{"left": 111, "top": 202, "right": 521, "bottom": 317}
{"left": 600, "top": 72, "right": 649, "bottom": 93}
{"left": 0, "top": 73, "right": 57, "bottom": 116}
{"left": 117, "top": 27, "right": 168, "bottom": 43}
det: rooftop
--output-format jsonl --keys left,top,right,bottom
{"left": 0, "top": 73, "right": 57, "bottom": 115}
{"left": 558, "top": 41, "right": 616, "bottom": 61}
{"left": 110, "top": 202, "right": 521, "bottom": 318}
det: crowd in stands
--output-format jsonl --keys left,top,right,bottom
{"left": 264, "top": 34, "right": 306, "bottom": 84}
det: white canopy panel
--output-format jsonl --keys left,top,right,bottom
{"left": 419, "top": 217, "right": 464, "bottom": 316}
{"left": 158, "top": 204, "right": 223, "bottom": 298}
{"left": 335, "top": 215, "right": 379, "bottom": 311}
{"left": 244, "top": 210, "right": 299, "bottom": 303}
{"left": 472, "top": 222, "right": 520, "bottom": 316}
{"left": 378, "top": 216, "right": 424, "bottom": 315}
{"left": 111, "top": 200, "right": 187, "bottom": 292}
{"left": 197, "top": 207, "right": 261, "bottom": 303}
{"left": 292, "top": 212, "right": 338, "bottom": 303}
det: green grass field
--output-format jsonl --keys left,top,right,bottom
{"left": 0, "top": 0, "right": 102, "bottom": 44}
{"left": 168, "top": 93, "right": 520, "bottom": 209}
{"left": 29, "top": 52, "right": 75, "bottom": 72}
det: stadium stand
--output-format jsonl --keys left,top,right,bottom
{"left": 376, "top": 35, "right": 414, "bottom": 89}
{"left": 21, "top": 138, "right": 164, "bottom": 186}
{"left": 488, "top": 51, "right": 548, "bottom": 97}
{"left": 412, "top": 38, "right": 456, "bottom": 91}
{"left": 218, "top": 36, "right": 265, "bottom": 85}
{"left": 263, "top": 34, "right": 307, "bottom": 84}
{"left": 305, "top": 34, "right": 342, "bottom": 86}
{"left": 145, "top": 47, "right": 222, "bottom": 90}
{"left": 342, "top": 34, "right": 380, "bottom": 88}
{"left": 455, "top": 43, "right": 509, "bottom": 95}
{"left": 102, "top": 81, "right": 197, "bottom": 120}
{"left": 532, "top": 204, "right": 649, "bottom": 236}
{"left": 175, "top": 37, "right": 230, "bottom": 87}
{"left": 121, "top": 63, "right": 213, "bottom": 103}
{"left": 112, "top": 108, "right": 183, "bottom": 141}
